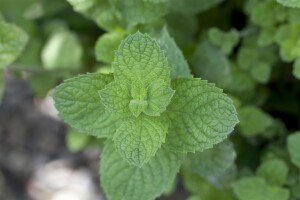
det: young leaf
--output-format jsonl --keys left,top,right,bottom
{"left": 156, "top": 27, "right": 191, "bottom": 78}
{"left": 256, "top": 158, "right": 288, "bottom": 186}
{"left": 53, "top": 73, "right": 123, "bottom": 137}
{"left": 99, "top": 32, "right": 174, "bottom": 117}
{"left": 144, "top": 80, "right": 175, "bottom": 116}
{"left": 277, "top": 0, "right": 300, "bottom": 8}
{"left": 232, "top": 177, "right": 290, "bottom": 200}
{"left": 164, "top": 78, "right": 238, "bottom": 153}
{"left": 100, "top": 141, "right": 182, "bottom": 200}
{"left": 184, "top": 140, "right": 236, "bottom": 177}
{"left": 287, "top": 132, "right": 300, "bottom": 168}
{"left": 129, "top": 100, "right": 148, "bottom": 117}
{"left": 0, "top": 21, "right": 28, "bottom": 68}
{"left": 99, "top": 80, "right": 174, "bottom": 117}
{"left": 113, "top": 115, "right": 167, "bottom": 167}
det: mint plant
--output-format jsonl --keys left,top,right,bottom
{"left": 53, "top": 31, "right": 238, "bottom": 199}
{"left": 3, "top": 0, "right": 300, "bottom": 200}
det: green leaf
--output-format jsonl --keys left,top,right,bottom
{"left": 275, "top": 22, "right": 300, "bottom": 62}
{"left": 113, "top": 32, "right": 170, "bottom": 85}
{"left": 237, "top": 47, "right": 259, "bottom": 71}
{"left": 41, "top": 30, "right": 83, "bottom": 70}
{"left": 238, "top": 106, "right": 273, "bottom": 137}
{"left": 166, "top": 13, "right": 198, "bottom": 45}
{"left": 95, "top": 32, "right": 125, "bottom": 63}
{"left": 258, "top": 27, "right": 277, "bottom": 46}
{"left": 100, "top": 141, "right": 182, "bottom": 200}
{"left": 53, "top": 73, "right": 122, "bottom": 137}
{"left": 277, "top": 0, "right": 300, "bottom": 8}
{"left": 256, "top": 158, "right": 289, "bottom": 186}
{"left": 191, "top": 40, "right": 232, "bottom": 88}
{"left": 39, "top": 19, "right": 67, "bottom": 36}
{"left": 163, "top": 177, "right": 178, "bottom": 196}
{"left": 66, "top": 0, "right": 121, "bottom": 31}
{"left": 97, "top": 32, "right": 175, "bottom": 166}
{"left": 99, "top": 80, "right": 174, "bottom": 117}
{"left": 227, "top": 63, "right": 255, "bottom": 95}
{"left": 232, "top": 177, "right": 290, "bottom": 200}
{"left": 66, "top": 128, "right": 90, "bottom": 152}
{"left": 170, "top": 0, "right": 224, "bottom": 15}
{"left": 164, "top": 78, "right": 239, "bottom": 153}
{"left": 129, "top": 99, "right": 148, "bottom": 117}
{"left": 100, "top": 32, "right": 174, "bottom": 117}
{"left": 184, "top": 140, "right": 236, "bottom": 177}
{"left": 287, "top": 132, "right": 300, "bottom": 168}
{"left": 292, "top": 59, "right": 300, "bottom": 79}
{"left": 97, "top": 65, "right": 113, "bottom": 74}
{"left": 250, "top": 0, "right": 287, "bottom": 28}
{"left": 237, "top": 45, "right": 276, "bottom": 84}
{"left": 99, "top": 80, "right": 131, "bottom": 114}
{"left": 16, "top": 36, "right": 43, "bottom": 67}
{"left": 143, "top": 80, "right": 174, "bottom": 116}
{"left": 249, "top": 62, "right": 272, "bottom": 84}
{"left": 155, "top": 27, "right": 191, "bottom": 78}
{"left": 113, "top": 115, "right": 167, "bottom": 167}
{"left": 0, "top": 21, "right": 28, "bottom": 68}
{"left": 182, "top": 169, "right": 234, "bottom": 200}
{"left": 208, "top": 28, "right": 239, "bottom": 55}
{"left": 0, "top": 0, "right": 36, "bottom": 30}
{"left": 109, "top": 0, "right": 169, "bottom": 28}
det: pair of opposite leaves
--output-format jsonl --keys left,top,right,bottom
{"left": 54, "top": 31, "right": 238, "bottom": 167}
